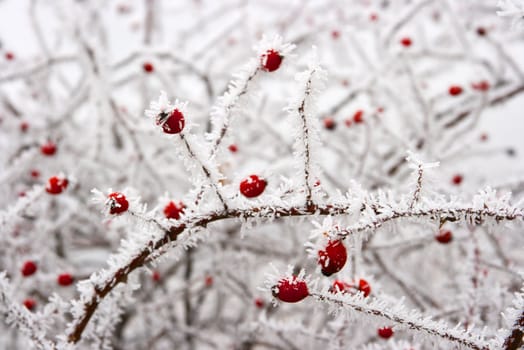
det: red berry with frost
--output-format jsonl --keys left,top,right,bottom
{"left": 324, "top": 117, "right": 336, "bottom": 130}
{"left": 108, "top": 192, "right": 129, "bottom": 215}
{"left": 452, "top": 174, "right": 463, "bottom": 185}
{"left": 228, "top": 144, "right": 238, "bottom": 153}
{"left": 46, "top": 176, "right": 68, "bottom": 195}
{"left": 318, "top": 240, "right": 347, "bottom": 276}
{"left": 40, "top": 141, "right": 57, "bottom": 156}
{"left": 163, "top": 201, "right": 184, "bottom": 220}
{"left": 330, "top": 280, "right": 351, "bottom": 294}
{"left": 400, "top": 37, "right": 412, "bottom": 47}
{"left": 240, "top": 175, "right": 267, "bottom": 198}
{"left": 378, "top": 327, "right": 394, "bottom": 339}
{"left": 272, "top": 276, "right": 309, "bottom": 303}
{"left": 23, "top": 298, "right": 36, "bottom": 311}
{"left": 436, "top": 229, "right": 453, "bottom": 244}
{"left": 143, "top": 62, "right": 154, "bottom": 73}
{"left": 57, "top": 273, "right": 74, "bottom": 286}
{"left": 353, "top": 110, "right": 364, "bottom": 124}
{"left": 21, "top": 261, "right": 37, "bottom": 277}
{"left": 159, "top": 109, "right": 185, "bottom": 134}
{"left": 357, "top": 279, "right": 371, "bottom": 297}
{"left": 449, "top": 85, "right": 463, "bottom": 96}
{"left": 261, "top": 49, "right": 283, "bottom": 72}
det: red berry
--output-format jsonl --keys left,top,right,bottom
{"left": 160, "top": 109, "right": 185, "bottom": 134}
{"left": 30, "top": 170, "right": 40, "bottom": 178}
{"left": 318, "top": 240, "right": 347, "bottom": 276}
{"left": 20, "top": 121, "right": 29, "bottom": 132}
{"left": 324, "top": 117, "right": 336, "bottom": 130}
{"left": 152, "top": 270, "right": 161, "bottom": 282}
{"left": 436, "top": 229, "right": 453, "bottom": 244}
{"left": 331, "top": 30, "right": 340, "bottom": 39}
{"left": 5, "top": 52, "right": 14, "bottom": 60}
{"left": 143, "top": 62, "right": 154, "bottom": 73}
{"left": 472, "top": 80, "right": 490, "bottom": 92}
{"left": 163, "top": 201, "right": 184, "bottom": 220}
{"left": 40, "top": 141, "right": 57, "bottom": 156}
{"left": 228, "top": 144, "right": 238, "bottom": 153}
{"left": 23, "top": 298, "right": 36, "bottom": 311}
{"left": 353, "top": 110, "right": 364, "bottom": 124}
{"left": 272, "top": 276, "right": 309, "bottom": 303}
{"left": 261, "top": 49, "right": 283, "bottom": 72}
{"left": 254, "top": 298, "right": 265, "bottom": 308}
{"left": 357, "top": 278, "right": 371, "bottom": 297}
{"left": 378, "top": 327, "right": 394, "bottom": 339}
{"left": 476, "top": 27, "right": 486, "bottom": 36}
{"left": 480, "top": 133, "right": 488, "bottom": 141}
{"left": 452, "top": 174, "right": 463, "bottom": 185}
{"left": 448, "top": 85, "right": 463, "bottom": 96}
{"left": 370, "top": 13, "right": 378, "bottom": 21}
{"left": 205, "top": 275, "right": 213, "bottom": 287}
{"left": 21, "top": 261, "right": 37, "bottom": 277}
{"left": 240, "top": 175, "right": 267, "bottom": 198}
{"left": 400, "top": 37, "right": 412, "bottom": 47}
{"left": 330, "top": 280, "right": 351, "bottom": 294}
{"left": 108, "top": 192, "right": 129, "bottom": 215}
{"left": 45, "top": 176, "right": 68, "bottom": 195}
{"left": 57, "top": 273, "right": 74, "bottom": 286}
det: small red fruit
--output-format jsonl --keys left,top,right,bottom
{"left": 356, "top": 278, "right": 371, "bottom": 297}
{"left": 23, "top": 298, "right": 36, "bottom": 310}
{"left": 370, "top": 13, "right": 378, "bottom": 21}
{"left": 46, "top": 176, "right": 68, "bottom": 195}
{"left": 159, "top": 109, "right": 185, "bottom": 134}
{"left": 240, "top": 175, "right": 267, "bottom": 198}
{"left": 40, "top": 141, "right": 57, "bottom": 156}
{"left": 228, "top": 144, "right": 238, "bottom": 153}
{"left": 452, "top": 174, "right": 463, "bottom": 185}
{"left": 378, "top": 327, "right": 394, "bottom": 339}
{"left": 20, "top": 121, "right": 29, "bottom": 132}
{"left": 324, "top": 117, "right": 336, "bottom": 130}
{"left": 143, "top": 62, "right": 154, "bottom": 73}
{"left": 436, "top": 229, "right": 453, "bottom": 244}
{"left": 57, "top": 273, "right": 74, "bottom": 286}
{"left": 330, "top": 280, "right": 351, "bottom": 293}
{"left": 152, "top": 270, "right": 161, "bottom": 282}
{"left": 448, "top": 85, "right": 463, "bottom": 96}
{"left": 353, "top": 110, "right": 364, "bottom": 124}
{"left": 5, "top": 52, "right": 14, "bottom": 60}
{"left": 30, "top": 170, "right": 40, "bottom": 178}
{"left": 331, "top": 30, "right": 340, "bottom": 39}
{"left": 472, "top": 80, "right": 490, "bottom": 92}
{"left": 163, "top": 201, "right": 184, "bottom": 220}
{"left": 476, "top": 27, "right": 486, "bottom": 37}
{"left": 261, "top": 49, "right": 283, "bottom": 72}
{"left": 254, "top": 298, "right": 265, "bottom": 308}
{"left": 318, "top": 240, "right": 348, "bottom": 276}
{"left": 400, "top": 37, "right": 412, "bottom": 47}
{"left": 272, "top": 276, "right": 309, "bottom": 303}
{"left": 205, "top": 275, "right": 213, "bottom": 287}
{"left": 21, "top": 261, "right": 37, "bottom": 277}
{"left": 108, "top": 192, "right": 129, "bottom": 215}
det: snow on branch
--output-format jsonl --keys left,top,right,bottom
{"left": 311, "top": 290, "right": 493, "bottom": 350}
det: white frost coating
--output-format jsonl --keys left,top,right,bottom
{"left": 0, "top": 272, "right": 55, "bottom": 350}
{"left": 285, "top": 47, "right": 327, "bottom": 205}
{"left": 497, "top": 0, "right": 524, "bottom": 30}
